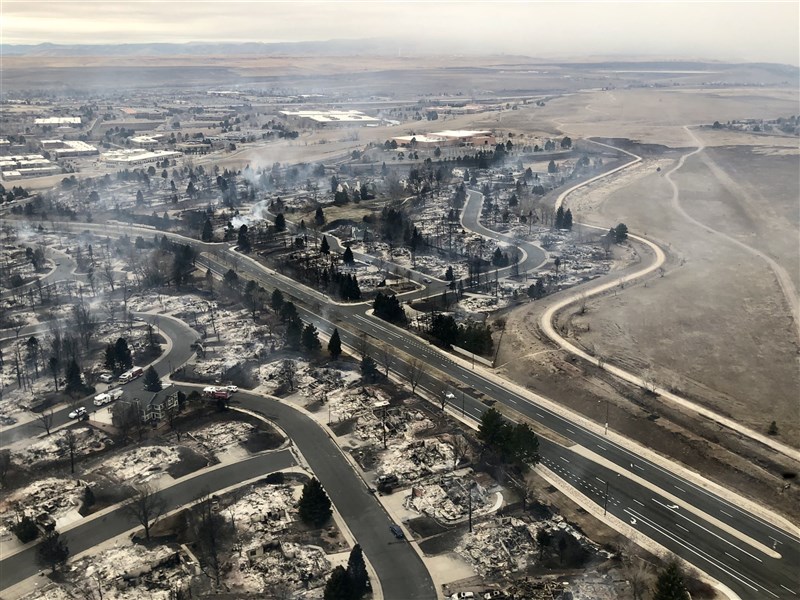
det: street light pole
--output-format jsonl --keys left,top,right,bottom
{"left": 603, "top": 479, "right": 609, "bottom": 515}
{"left": 605, "top": 399, "right": 609, "bottom": 435}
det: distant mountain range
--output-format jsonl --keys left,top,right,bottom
{"left": 0, "top": 39, "right": 397, "bottom": 57}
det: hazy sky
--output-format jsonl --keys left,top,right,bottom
{"left": 3, "top": 1, "right": 799, "bottom": 65}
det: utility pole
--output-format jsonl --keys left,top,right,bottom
{"left": 468, "top": 483, "right": 473, "bottom": 533}
{"left": 382, "top": 405, "right": 387, "bottom": 450}
{"left": 603, "top": 479, "right": 609, "bottom": 516}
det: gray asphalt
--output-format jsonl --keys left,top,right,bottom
{"left": 15, "top": 218, "right": 800, "bottom": 598}
{"left": 0, "top": 450, "right": 296, "bottom": 590}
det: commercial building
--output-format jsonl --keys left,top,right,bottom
{"left": 392, "top": 130, "right": 495, "bottom": 149}
{"left": 0, "top": 154, "right": 61, "bottom": 179}
{"left": 131, "top": 135, "right": 163, "bottom": 149}
{"left": 41, "top": 140, "right": 99, "bottom": 158}
{"left": 34, "top": 117, "right": 81, "bottom": 125}
{"left": 119, "top": 108, "right": 166, "bottom": 120}
{"left": 101, "top": 149, "right": 181, "bottom": 166}
{"left": 280, "top": 110, "right": 380, "bottom": 127}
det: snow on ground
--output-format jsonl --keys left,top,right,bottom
{"left": 0, "top": 477, "right": 86, "bottom": 526}
{"left": 15, "top": 426, "right": 111, "bottom": 467}
{"left": 89, "top": 445, "right": 181, "bottom": 484}
{"left": 189, "top": 420, "right": 255, "bottom": 456}
{"left": 376, "top": 438, "right": 455, "bottom": 484}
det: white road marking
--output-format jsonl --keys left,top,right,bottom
{"left": 596, "top": 444, "right": 606, "bottom": 451}
{"left": 674, "top": 485, "right": 686, "bottom": 493}
{"left": 724, "top": 552, "right": 740, "bottom": 562}
{"left": 675, "top": 523, "right": 689, "bottom": 532}
{"left": 720, "top": 509, "right": 733, "bottom": 518}
{"left": 780, "top": 585, "right": 796, "bottom": 595}
{"left": 566, "top": 428, "right": 576, "bottom": 434}
{"left": 560, "top": 456, "right": 570, "bottom": 463}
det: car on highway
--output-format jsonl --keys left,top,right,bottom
{"left": 389, "top": 523, "right": 405, "bottom": 539}
{"left": 445, "top": 392, "right": 456, "bottom": 401}
{"left": 68, "top": 407, "right": 88, "bottom": 419}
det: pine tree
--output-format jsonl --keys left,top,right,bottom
{"left": 104, "top": 344, "right": 117, "bottom": 372}
{"left": 346, "top": 544, "right": 369, "bottom": 598}
{"left": 315, "top": 206, "right": 325, "bottom": 226}
{"left": 554, "top": 206, "right": 564, "bottom": 229}
{"left": 563, "top": 209, "right": 573, "bottom": 230}
{"left": 328, "top": 328, "right": 342, "bottom": 360}
{"left": 301, "top": 323, "right": 321, "bottom": 353}
{"left": 652, "top": 559, "right": 690, "bottom": 600}
{"left": 64, "top": 360, "right": 82, "bottom": 394}
{"left": 361, "top": 355, "right": 379, "bottom": 383}
{"left": 201, "top": 219, "right": 213, "bottom": 242}
{"left": 324, "top": 566, "right": 352, "bottom": 600}
{"left": 237, "top": 224, "right": 251, "bottom": 253}
{"left": 144, "top": 366, "right": 161, "bottom": 391}
{"left": 298, "top": 478, "right": 332, "bottom": 527}
{"left": 320, "top": 236, "right": 330, "bottom": 255}
{"left": 275, "top": 213, "right": 286, "bottom": 232}
{"left": 37, "top": 531, "right": 69, "bottom": 574}
{"left": 285, "top": 318, "right": 303, "bottom": 350}
{"left": 271, "top": 289, "right": 284, "bottom": 312}
{"left": 343, "top": 246, "right": 355, "bottom": 265}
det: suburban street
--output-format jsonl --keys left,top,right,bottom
{"left": 10, "top": 210, "right": 799, "bottom": 598}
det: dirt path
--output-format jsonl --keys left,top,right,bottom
{"left": 677, "top": 126, "right": 800, "bottom": 342}
{"left": 536, "top": 141, "right": 800, "bottom": 463}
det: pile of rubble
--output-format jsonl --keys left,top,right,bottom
{"left": 228, "top": 483, "right": 298, "bottom": 536}
{"left": 189, "top": 420, "right": 255, "bottom": 457}
{"left": 90, "top": 445, "right": 181, "bottom": 484}
{"left": 0, "top": 477, "right": 86, "bottom": 530}
{"left": 455, "top": 516, "right": 538, "bottom": 577}
{"left": 14, "top": 426, "right": 109, "bottom": 467}
{"left": 377, "top": 438, "right": 455, "bottom": 484}
{"left": 405, "top": 475, "right": 492, "bottom": 523}
{"left": 235, "top": 541, "right": 330, "bottom": 593}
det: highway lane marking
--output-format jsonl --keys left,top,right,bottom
{"left": 535, "top": 412, "right": 545, "bottom": 418}
{"left": 625, "top": 508, "right": 771, "bottom": 596}
{"left": 560, "top": 457, "right": 570, "bottom": 463}
{"left": 780, "top": 585, "right": 797, "bottom": 595}
{"left": 595, "top": 477, "right": 605, "bottom": 484}
{"left": 566, "top": 428, "right": 576, "bottom": 434}
{"left": 674, "top": 485, "right": 686, "bottom": 493}
{"left": 596, "top": 444, "right": 606, "bottom": 451}
{"left": 652, "top": 498, "right": 763, "bottom": 563}
{"left": 724, "top": 552, "right": 739, "bottom": 562}
{"left": 675, "top": 523, "right": 689, "bottom": 532}
{"left": 720, "top": 509, "right": 733, "bottom": 518}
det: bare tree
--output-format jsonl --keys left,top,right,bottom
{"left": 451, "top": 434, "right": 470, "bottom": 471}
{"left": 165, "top": 402, "right": 182, "bottom": 441}
{"left": 37, "top": 409, "right": 54, "bottom": 436}
{"left": 0, "top": 449, "right": 11, "bottom": 485}
{"left": 101, "top": 299, "right": 118, "bottom": 324}
{"left": 405, "top": 359, "right": 425, "bottom": 395}
{"left": 123, "top": 483, "right": 167, "bottom": 541}
{"left": 378, "top": 343, "right": 393, "bottom": 378}
{"left": 57, "top": 428, "right": 79, "bottom": 474}
{"left": 355, "top": 333, "right": 370, "bottom": 360}
{"left": 101, "top": 260, "right": 115, "bottom": 292}
{"left": 72, "top": 301, "right": 97, "bottom": 350}
{"left": 186, "top": 493, "right": 234, "bottom": 586}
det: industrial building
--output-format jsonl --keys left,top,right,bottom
{"left": 131, "top": 135, "right": 163, "bottom": 149}
{"left": 279, "top": 110, "right": 380, "bottom": 127}
{"left": 392, "top": 130, "right": 496, "bottom": 148}
{"left": 40, "top": 140, "right": 99, "bottom": 158}
{"left": 0, "top": 154, "right": 61, "bottom": 180}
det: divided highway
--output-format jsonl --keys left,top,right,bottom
{"left": 28, "top": 212, "right": 800, "bottom": 598}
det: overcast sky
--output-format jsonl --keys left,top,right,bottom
{"left": 3, "top": 1, "right": 798, "bottom": 65}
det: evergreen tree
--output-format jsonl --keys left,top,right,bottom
{"left": 324, "top": 566, "right": 352, "bottom": 600}
{"left": 271, "top": 289, "right": 285, "bottom": 312}
{"left": 478, "top": 407, "right": 508, "bottom": 451}
{"left": 280, "top": 301, "right": 298, "bottom": 323}
{"left": 285, "top": 317, "right": 303, "bottom": 350}
{"left": 555, "top": 206, "right": 565, "bottom": 229}
{"left": 274, "top": 213, "right": 286, "bottom": 232}
{"left": 64, "top": 360, "right": 82, "bottom": 394}
{"left": 548, "top": 159, "right": 557, "bottom": 174}
{"left": 361, "top": 355, "right": 379, "bottom": 382}
{"left": 320, "top": 236, "right": 331, "bottom": 255}
{"left": 343, "top": 246, "right": 355, "bottom": 265}
{"left": 237, "top": 224, "right": 251, "bottom": 253}
{"left": 201, "top": 219, "right": 213, "bottom": 242}
{"left": 298, "top": 478, "right": 332, "bottom": 527}
{"left": 315, "top": 206, "right": 326, "bottom": 226}
{"left": 346, "top": 544, "right": 369, "bottom": 598}
{"left": 614, "top": 223, "right": 629, "bottom": 243}
{"left": 652, "top": 559, "right": 690, "bottom": 600}
{"left": 328, "top": 328, "right": 342, "bottom": 360}
{"left": 143, "top": 365, "right": 161, "bottom": 391}
{"left": 563, "top": 208, "right": 573, "bottom": 230}
{"left": 301, "top": 323, "right": 322, "bottom": 353}
{"left": 104, "top": 344, "right": 117, "bottom": 372}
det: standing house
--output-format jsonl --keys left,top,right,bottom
{"left": 139, "top": 388, "right": 179, "bottom": 423}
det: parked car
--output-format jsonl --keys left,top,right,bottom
{"left": 389, "top": 524, "right": 405, "bottom": 539}
{"left": 225, "top": 385, "right": 238, "bottom": 393}
{"left": 98, "top": 373, "right": 114, "bottom": 383}
{"left": 483, "top": 591, "right": 505, "bottom": 599}
{"left": 68, "top": 407, "right": 88, "bottom": 419}
{"left": 93, "top": 393, "right": 111, "bottom": 407}
{"left": 450, "top": 593, "right": 475, "bottom": 600}
{"left": 423, "top": 277, "right": 432, "bottom": 283}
